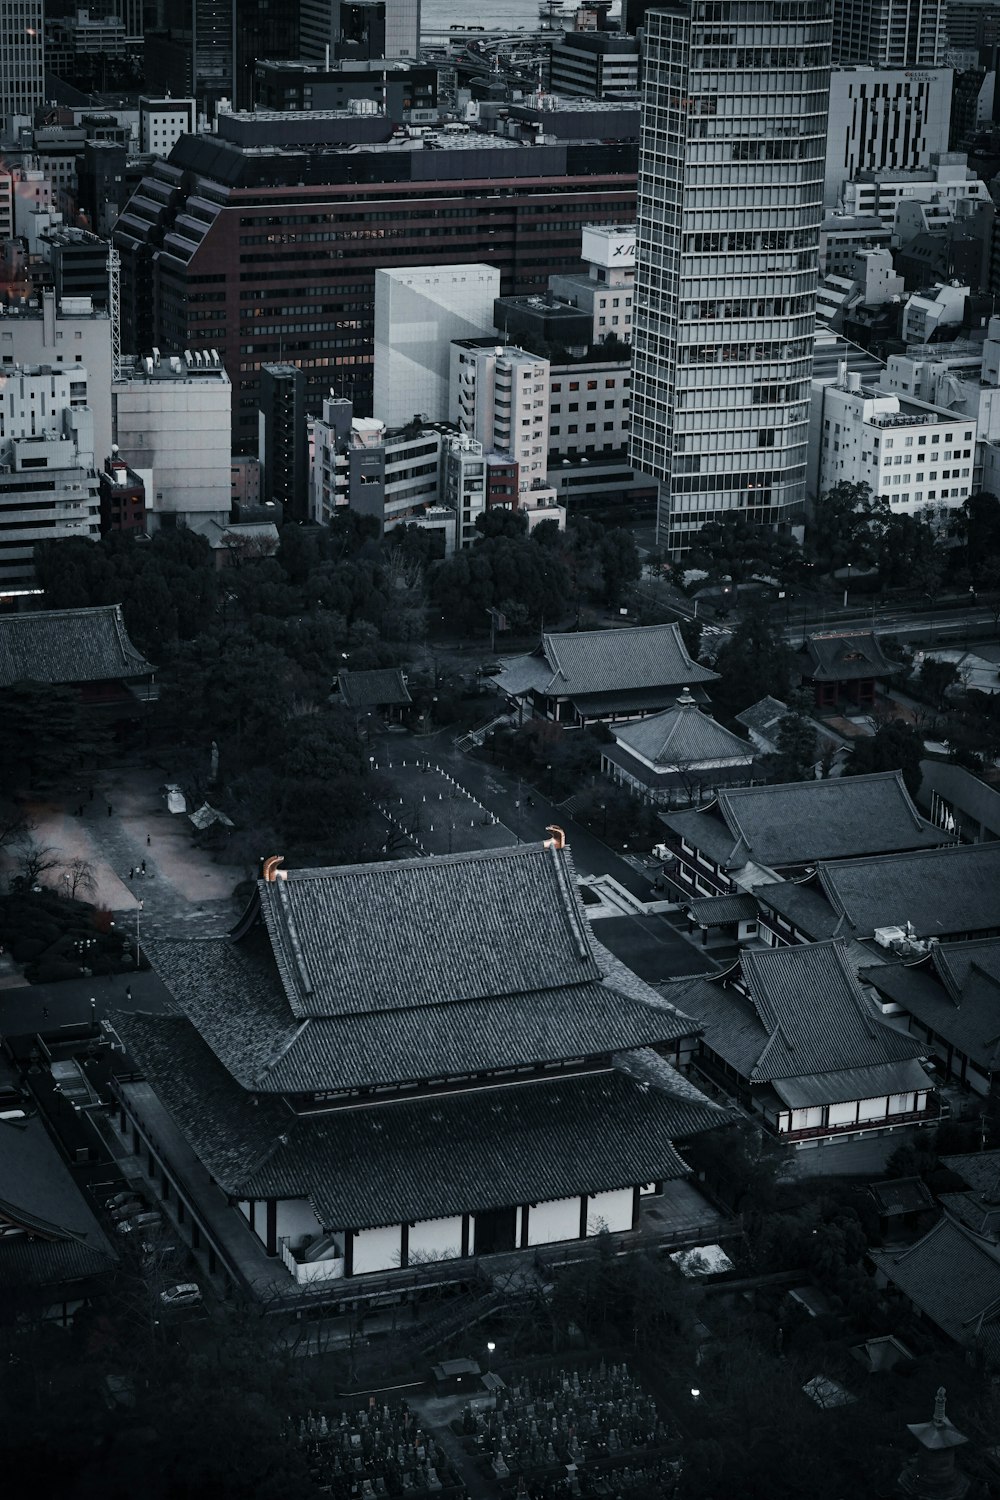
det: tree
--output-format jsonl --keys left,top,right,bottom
{"left": 63, "top": 857, "right": 97, "bottom": 900}
{"left": 918, "top": 656, "right": 960, "bottom": 710}
{"left": 597, "top": 528, "right": 641, "bottom": 606}
{"left": 711, "top": 598, "right": 798, "bottom": 719}
{"left": 770, "top": 691, "right": 818, "bottom": 783}
{"left": 843, "top": 718, "right": 923, "bottom": 796}
{"left": 877, "top": 513, "right": 944, "bottom": 591}
{"left": 808, "top": 481, "right": 890, "bottom": 573}
{"left": 12, "top": 838, "right": 63, "bottom": 890}
{"left": 952, "top": 491, "right": 1000, "bottom": 579}
{"left": 0, "top": 681, "right": 112, "bottom": 791}
{"left": 688, "top": 515, "right": 804, "bottom": 587}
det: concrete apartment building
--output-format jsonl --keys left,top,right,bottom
{"left": 824, "top": 66, "right": 952, "bottom": 208}
{"left": 883, "top": 318, "right": 1000, "bottom": 493}
{"left": 450, "top": 342, "right": 551, "bottom": 504}
{"left": 548, "top": 224, "right": 636, "bottom": 346}
{"left": 0, "top": 291, "right": 113, "bottom": 466}
{"left": 811, "top": 363, "right": 976, "bottom": 524}
{"left": 831, "top": 0, "right": 946, "bottom": 66}
{"left": 820, "top": 211, "right": 892, "bottom": 274}
{"left": 112, "top": 350, "right": 232, "bottom": 532}
{"left": 630, "top": 0, "right": 832, "bottom": 554}
{"left": 112, "top": 106, "right": 639, "bottom": 443}
{"left": 841, "top": 152, "right": 992, "bottom": 231}
{"left": 373, "top": 265, "right": 499, "bottom": 431}
{"left": 139, "top": 96, "right": 196, "bottom": 158}
{"left": 0, "top": 365, "right": 100, "bottom": 587}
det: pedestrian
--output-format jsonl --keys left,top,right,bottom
{"left": 128, "top": 867, "right": 134, "bottom": 880}
{"left": 107, "top": 803, "right": 113, "bottom": 817}
{"left": 125, "top": 986, "right": 132, "bottom": 1003}
{"left": 140, "top": 859, "right": 146, "bottom": 875}
{"left": 146, "top": 834, "right": 151, "bottom": 847}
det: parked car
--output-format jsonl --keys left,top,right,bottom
{"left": 105, "top": 1189, "right": 143, "bottom": 1210}
{"left": 159, "top": 1283, "right": 202, "bottom": 1309}
{"left": 480, "top": 661, "right": 505, "bottom": 676}
{"left": 117, "top": 1211, "right": 161, "bottom": 1236}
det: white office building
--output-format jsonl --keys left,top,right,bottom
{"left": 139, "top": 96, "right": 196, "bottom": 158}
{"left": 0, "top": 365, "right": 100, "bottom": 587}
{"left": 1, "top": 290, "right": 113, "bottom": 464}
{"left": 373, "top": 265, "right": 499, "bottom": 432}
{"left": 824, "top": 67, "right": 952, "bottom": 208}
{"left": 841, "top": 152, "right": 992, "bottom": 231}
{"left": 112, "top": 350, "right": 232, "bottom": 531}
{"left": 812, "top": 364, "right": 976, "bottom": 525}
{"left": 832, "top": 0, "right": 946, "bottom": 67}
{"left": 883, "top": 319, "right": 1000, "bottom": 491}
{"left": 450, "top": 342, "right": 551, "bottom": 502}
{"left": 630, "top": 0, "right": 831, "bottom": 554}
{"left": 549, "top": 225, "right": 636, "bottom": 346}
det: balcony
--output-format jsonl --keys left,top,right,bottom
{"left": 279, "top": 1235, "right": 345, "bottom": 1285}
{"left": 777, "top": 1095, "right": 943, "bottom": 1144}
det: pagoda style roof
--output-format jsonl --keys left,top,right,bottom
{"left": 664, "top": 938, "right": 927, "bottom": 1087}
{"left": 337, "top": 667, "right": 412, "bottom": 710}
{"left": 662, "top": 771, "right": 939, "bottom": 870}
{"left": 758, "top": 842, "right": 1000, "bottom": 943}
{"left": 0, "top": 1116, "right": 116, "bottom": 1288}
{"left": 0, "top": 605, "right": 154, "bottom": 688}
{"left": 112, "top": 1010, "right": 731, "bottom": 1231}
{"left": 144, "top": 930, "right": 699, "bottom": 1095}
{"left": 871, "top": 1216, "right": 1000, "bottom": 1363}
{"left": 861, "top": 938, "right": 1000, "bottom": 1076}
{"left": 496, "top": 623, "right": 718, "bottom": 705}
{"left": 799, "top": 631, "right": 900, "bottom": 683}
{"left": 609, "top": 696, "right": 751, "bottom": 767}
{"left": 256, "top": 843, "right": 601, "bottom": 1020}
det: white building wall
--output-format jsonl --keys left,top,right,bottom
{"left": 275, "top": 1198, "right": 323, "bottom": 1245}
{"left": 374, "top": 266, "right": 499, "bottom": 430}
{"left": 527, "top": 1196, "right": 580, "bottom": 1247}
{"left": 408, "top": 1215, "right": 463, "bottom": 1263}
{"left": 140, "top": 97, "right": 196, "bottom": 156}
{"left": 113, "top": 358, "right": 232, "bottom": 528}
{"left": 0, "top": 294, "right": 113, "bottom": 467}
{"left": 352, "top": 1223, "right": 403, "bottom": 1275}
{"left": 824, "top": 68, "right": 951, "bottom": 208}
{"left": 842, "top": 155, "right": 991, "bottom": 228}
{"left": 586, "top": 1187, "right": 634, "bottom": 1235}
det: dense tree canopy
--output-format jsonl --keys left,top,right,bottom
{"left": 711, "top": 599, "right": 798, "bottom": 720}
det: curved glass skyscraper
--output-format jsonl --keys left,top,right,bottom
{"left": 630, "top": 0, "right": 832, "bottom": 553}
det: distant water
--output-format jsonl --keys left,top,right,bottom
{"left": 422, "top": 0, "right": 620, "bottom": 33}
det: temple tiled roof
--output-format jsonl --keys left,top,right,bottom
{"left": 871, "top": 1216, "right": 1000, "bottom": 1360}
{"left": 684, "top": 893, "right": 760, "bottom": 927}
{"left": 500, "top": 623, "right": 719, "bottom": 703}
{"left": 735, "top": 696, "right": 789, "bottom": 740}
{"left": 799, "top": 631, "right": 900, "bottom": 683}
{"left": 0, "top": 605, "right": 154, "bottom": 687}
{"left": 664, "top": 939, "right": 925, "bottom": 1085}
{"left": 861, "top": 939, "right": 1000, "bottom": 1075}
{"left": 609, "top": 700, "right": 751, "bottom": 768}
{"left": 337, "top": 668, "right": 412, "bottom": 709}
{"left": 111, "top": 1011, "right": 730, "bottom": 1230}
{"left": 661, "top": 771, "right": 940, "bottom": 870}
{"left": 145, "top": 932, "right": 700, "bottom": 1095}
{"left": 256, "top": 843, "right": 601, "bottom": 1020}
{"left": 0, "top": 1116, "right": 116, "bottom": 1287}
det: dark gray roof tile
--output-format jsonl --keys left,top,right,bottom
{"left": 540, "top": 623, "right": 718, "bottom": 697}
{"left": 610, "top": 700, "right": 751, "bottom": 767}
{"left": 800, "top": 632, "right": 900, "bottom": 683}
{"left": 662, "top": 771, "right": 940, "bottom": 870}
{"left": 337, "top": 668, "right": 412, "bottom": 709}
{"left": 870, "top": 1216, "right": 1000, "bottom": 1357}
{"left": 0, "top": 605, "right": 154, "bottom": 687}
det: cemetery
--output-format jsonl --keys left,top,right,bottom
{"left": 453, "top": 1360, "right": 682, "bottom": 1498}
{"left": 293, "top": 1398, "right": 464, "bottom": 1498}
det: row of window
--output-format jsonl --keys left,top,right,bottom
{"left": 552, "top": 400, "right": 628, "bottom": 413}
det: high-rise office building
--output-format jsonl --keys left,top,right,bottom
{"left": 0, "top": 0, "right": 44, "bottom": 127}
{"left": 630, "top": 0, "right": 832, "bottom": 554}
{"left": 300, "top": 0, "right": 419, "bottom": 63}
{"left": 259, "top": 363, "right": 308, "bottom": 518}
{"left": 831, "top": 0, "right": 944, "bottom": 66}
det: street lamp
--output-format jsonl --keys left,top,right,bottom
{"left": 843, "top": 561, "right": 852, "bottom": 611}
{"left": 487, "top": 1341, "right": 496, "bottom": 1373}
{"left": 599, "top": 801, "right": 607, "bottom": 838}
{"left": 690, "top": 1388, "right": 701, "bottom": 1402}
{"left": 546, "top": 762, "right": 552, "bottom": 796}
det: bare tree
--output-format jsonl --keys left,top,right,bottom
{"left": 63, "top": 856, "right": 97, "bottom": 901}
{"left": 0, "top": 798, "right": 31, "bottom": 852}
{"left": 12, "top": 838, "right": 63, "bottom": 890}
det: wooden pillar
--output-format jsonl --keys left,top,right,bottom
{"left": 520, "top": 1206, "right": 530, "bottom": 1249}
{"left": 344, "top": 1230, "right": 354, "bottom": 1278}
{"left": 579, "top": 1195, "right": 589, "bottom": 1240}
{"left": 632, "top": 1186, "right": 641, "bottom": 1230}
{"left": 400, "top": 1222, "right": 410, "bottom": 1270}
{"left": 265, "top": 1200, "right": 277, "bottom": 1256}
{"left": 460, "top": 1214, "right": 470, "bottom": 1259}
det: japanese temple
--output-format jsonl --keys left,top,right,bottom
{"left": 494, "top": 623, "right": 719, "bottom": 726}
{"left": 796, "top": 630, "right": 900, "bottom": 711}
{"left": 109, "top": 839, "right": 732, "bottom": 1296}
{"left": 663, "top": 940, "right": 935, "bottom": 1145}
{"left": 0, "top": 604, "right": 155, "bottom": 708}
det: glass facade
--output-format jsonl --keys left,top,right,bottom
{"left": 630, "top": 0, "right": 832, "bottom": 553}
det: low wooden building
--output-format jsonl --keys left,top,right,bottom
{"left": 601, "top": 692, "right": 754, "bottom": 807}
{"left": 871, "top": 1216, "right": 1000, "bottom": 1366}
{"left": 797, "top": 631, "right": 899, "bottom": 712}
{"left": 495, "top": 623, "right": 719, "bottom": 727}
{"left": 110, "top": 840, "right": 732, "bottom": 1298}
{"left": 664, "top": 940, "right": 935, "bottom": 1146}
